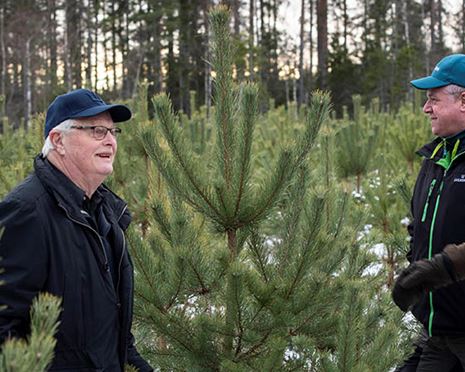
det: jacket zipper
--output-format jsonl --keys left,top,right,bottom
{"left": 421, "top": 179, "right": 437, "bottom": 222}
{"left": 59, "top": 204, "right": 127, "bottom": 301}
{"left": 426, "top": 149, "right": 465, "bottom": 336}
{"left": 115, "top": 205, "right": 128, "bottom": 305}
{"left": 427, "top": 176, "right": 443, "bottom": 337}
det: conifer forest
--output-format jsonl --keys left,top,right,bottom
{"left": 0, "top": 0, "right": 462, "bottom": 371}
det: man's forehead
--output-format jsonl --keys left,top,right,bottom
{"left": 426, "top": 87, "right": 446, "bottom": 97}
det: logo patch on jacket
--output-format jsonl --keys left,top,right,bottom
{"left": 453, "top": 174, "right": 465, "bottom": 183}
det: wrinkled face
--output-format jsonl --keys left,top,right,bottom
{"left": 61, "top": 112, "right": 118, "bottom": 181}
{"left": 423, "top": 87, "right": 465, "bottom": 137}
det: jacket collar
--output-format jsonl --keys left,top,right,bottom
{"left": 34, "top": 155, "right": 129, "bottom": 227}
{"left": 417, "top": 129, "right": 465, "bottom": 162}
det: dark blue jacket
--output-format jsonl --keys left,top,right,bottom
{"left": 0, "top": 155, "right": 152, "bottom": 371}
{"left": 409, "top": 135, "right": 465, "bottom": 337}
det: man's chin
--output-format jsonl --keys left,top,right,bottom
{"left": 98, "top": 167, "right": 114, "bottom": 177}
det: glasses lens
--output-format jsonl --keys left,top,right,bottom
{"left": 93, "top": 126, "right": 107, "bottom": 139}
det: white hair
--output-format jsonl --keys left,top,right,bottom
{"left": 41, "top": 119, "right": 75, "bottom": 157}
{"left": 444, "top": 84, "right": 465, "bottom": 99}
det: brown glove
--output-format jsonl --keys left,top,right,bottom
{"left": 443, "top": 243, "right": 465, "bottom": 280}
{"left": 392, "top": 243, "right": 465, "bottom": 312}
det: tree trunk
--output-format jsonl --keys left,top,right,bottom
{"left": 259, "top": 0, "right": 266, "bottom": 85}
{"left": 85, "top": 0, "right": 93, "bottom": 89}
{"left": 24, "top": 38, "right": 32, "bottom": 128}
{"left": 342, "top": 0, "right": 348, "bottom": 50}
{"left": 111, "top": 1, "right": 118, "bottom": 92}
{"left": 48, "top": 0, "right": 58, "bottom": 96}
{"left": 316, "top": 0, "right": 327, "bottom": 89}
{"left": 309, "top": 0, "right": 313, "bottom": 90}
{"left": 94, "top": 0, "right": 100, "bottom": 90}
{"left": 153, "top": 2, "right": 163, "bottom": 95}
{"left": 121, "top": 0, "right": 130, "bottom": 98}
{"left": 179, "top": 0, "right": 191, "bottom": 116}
{"left": 0, "top": 5, "right": 6, "bottom": 100}
{"left": 462, "top": 0, "right": 465, "bottom": 52}
{"left": 232, "top": 0, "right": 240, "bottom": 37}
{"left": 203, "top": 0, "right": 211, "bottom": 117}
{"left": 74, "top": 0, "right": 83, "bottom": 88}
{"left": 64, "top": 0, "right": 72, "bottom": 89}
{"left": 298, "top": 0, "right": 305, "bottom": 109}
{"left": 248, "top": 0, "right": 254, "bottom": 81}
{"left": 103, "top": 0, "right": 110, "bottom": 90}
{"left": 430, "top": 0, "right": 436, "bottom": 66}
{"left": 437, "top": 0, "right": 444, "bottom": 54}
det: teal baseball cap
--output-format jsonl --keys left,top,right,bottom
{"left": 411, "top": 54, "right": 465, "bottom": 90}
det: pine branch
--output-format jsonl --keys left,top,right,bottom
{"left": 236, "top": 330, "right": 272, "bottom": 362}
{"left": 244, "top": 91, "right": 330, "bottom": 227}
{"left": 127, "top": 228, "right": 163, "bottom": 308}
{"left": 244, "top": 149, "right": 293, "bottom": 225}
{"left": 247, "top": 232, "right": 270, "bottom": 283}
{"left": 276, "top": 167, "right": 308, "bottom": 274}
{"left": 1, "top": 293, "right": 61, "bottom": 372}
{"left": 140, "top": 123, "right": 222, "bottom": 223}
{"left": 233, "top": 84, "right": 258, "bottom": 217}
{"left": 151, "top": 202, "right": 172, "bottom": 243}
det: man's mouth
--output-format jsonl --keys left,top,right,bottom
{"left": 96, "top": 153, "right": 112, "bottom": 158}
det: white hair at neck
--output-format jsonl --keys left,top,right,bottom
{"left": 41, "top": 119, "right": 75, "bottom": 157}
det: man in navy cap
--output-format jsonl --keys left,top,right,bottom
{"left": 0, "top": 89, "right": 153, "bottom": 371}
{"left": 392, "top": 55, "right": 465, "bottom": 370}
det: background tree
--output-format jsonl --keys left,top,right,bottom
{"left": 316, "top": 0, "right": 327, "bottom": 89}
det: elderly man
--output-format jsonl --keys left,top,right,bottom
{"left": 392, "top": 54, "right": 465, "bottom": 371}
{"left": 0, "top": 89, "right": 152, "bottom": 371}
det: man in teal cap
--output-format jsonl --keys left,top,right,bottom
{"left": 392, "top": 54, "right": 465, "bottom": 371}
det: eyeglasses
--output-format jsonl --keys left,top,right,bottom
{"left": 70, "top": 125, "right": 122, "bottom": 140}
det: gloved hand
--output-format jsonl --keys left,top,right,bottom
{"left": 392, "top": 243, "right": 465, "bottom": 312}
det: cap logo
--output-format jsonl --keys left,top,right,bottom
{"left": 434, "top": 66, "right": 440, "bottom": 72}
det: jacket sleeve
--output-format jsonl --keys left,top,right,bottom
{"left": 127, "top": 331, "right": 153, "bottom": 371}
{"left": 405, "top": 181, "right": 417, "bottom": 264}
{"left": 0, "top": 196, "right": 49, "bottom": 344}
{"left": 406, "top": 217, "right": 414, "bottom": 263}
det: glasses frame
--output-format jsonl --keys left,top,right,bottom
{"left": 70, "top": 125, "right": 122, "bottom": 140}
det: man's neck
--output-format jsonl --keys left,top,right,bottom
{"left": 46, "top": 152, "right": 103, "bottom": 198}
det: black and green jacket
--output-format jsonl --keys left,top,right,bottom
{"left": 409, "top": 132, "right": 465, "bottom": 337}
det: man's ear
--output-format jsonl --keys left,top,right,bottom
{"left": 49, "top": 130, "right": 65, "bottom": 155}
{"left": 460, "top": 92, "right": 465, "bottom": 112}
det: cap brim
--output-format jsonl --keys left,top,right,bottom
{"left": 410, "top": 76, "right": 449, "bottom": 90}
{"left": 70, "top": 104, "right": 132, "bottom": 123}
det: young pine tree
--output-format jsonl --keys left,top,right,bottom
{"left": 129, "top": 5, "right": 406, "bottom": 371}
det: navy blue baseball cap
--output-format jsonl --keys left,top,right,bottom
{"left": 411, "top": 54, "right": 465, "bottom": 90}
{"left": 44, "top": 89, "right": 132, "bottom": 137}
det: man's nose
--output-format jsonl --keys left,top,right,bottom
{"left": 102, "top": 130, "right": 117, "bottom": 145}
{"left": 423, "top": 100, "right": 432, "bottom": 114}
